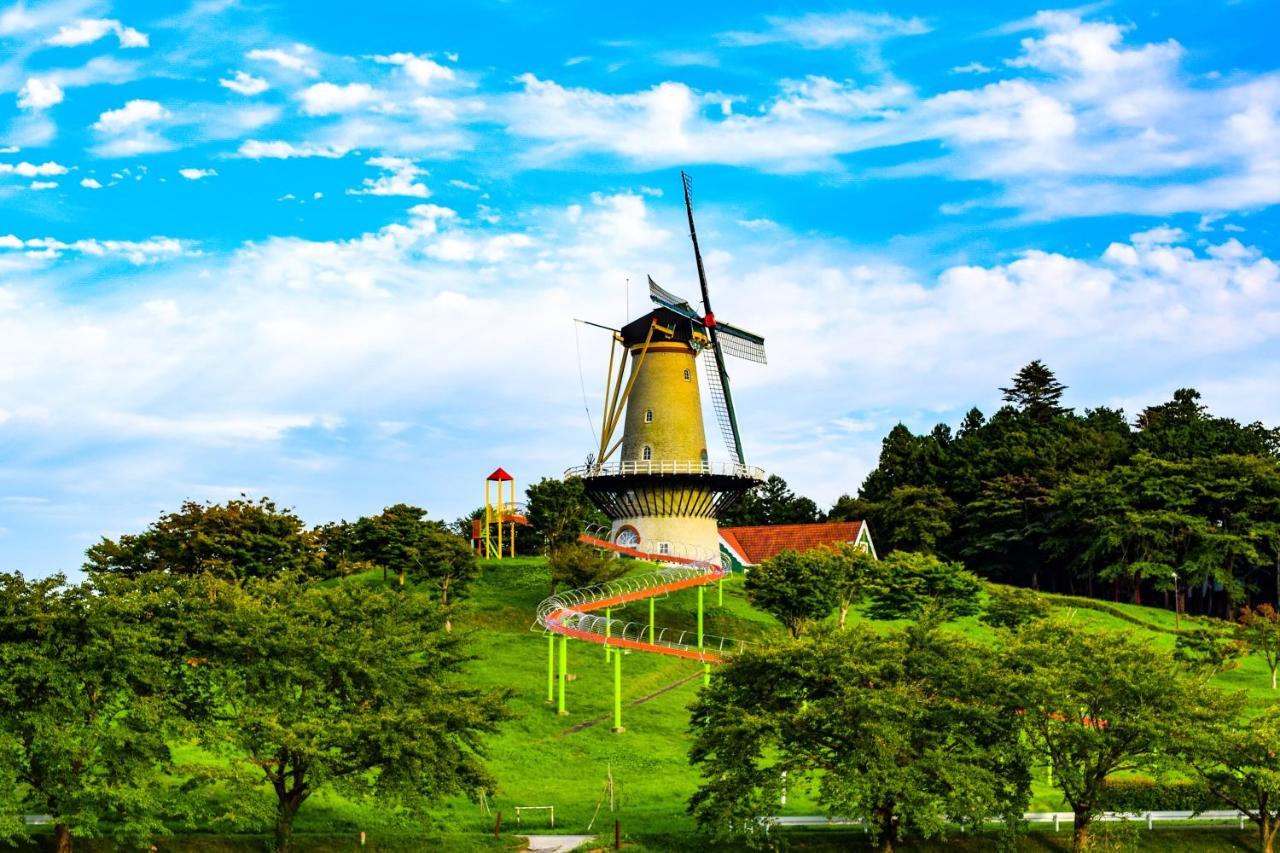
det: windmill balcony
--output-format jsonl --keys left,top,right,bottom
{"left": 565, "top": 460, "right": 765, "bottom": 480}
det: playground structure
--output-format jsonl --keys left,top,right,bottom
{"left": 543, "top": 172, "right": 766, "bottom": 733}
{"left": 472, "top": 467, "right": 528, "bottom": 559}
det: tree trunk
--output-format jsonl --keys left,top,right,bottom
{"left": 839, "top": 603, "right": 849, "bottom": 629}
{"left": 875, "top": 807, "right": 899, "bottom": 853}
{"left": 275, "top": 797, "right": 301, "bottom": 853}
{"left": 1271, "top": 664, "right": 1277, "bottom": 690}
{"left": 1072, "top": 813, "right": 1091, "bottom": 853}
{"left": 54, "top": 823, "right": 72, "bottom": 853}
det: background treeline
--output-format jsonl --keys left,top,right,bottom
{"left": 830, "top": 362, "right": 1280, "bottom": 616}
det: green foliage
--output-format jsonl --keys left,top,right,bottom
{"left": 547, "top": 543, "right": 627, "bottom": 591}
{"left": 831, "top": 486, "right": 955, "bottom": 556}
{"left": 1096, "top": 777, "right": 1223, "bottom": 813}
{"left": 1238, "top": 604, "right": 1280, "bottom": 689}
{"left": 1003, "top": 619, "right": 1230, "bottom": 852}
{"left": 827, "top": 542, "right": 878, "bottom": 628}
{"left": 1177, "top": 703, "right": 1280, "bottom": 852}
{"left": 180, "top": 573, "right": 510, "bottom": 852}
{"left": 865, "top": 552, "right": 982, "bottom": 622}
{"left": 524, "top": 476, "right": 609, "bottom": 552}
{"left": 84, "top": 496, "right": 321, "bottom": 580}
{"left": 719, "top": 474, "right": 822, "bottom": 527}
{"left": 1001, "top": 359, "right": 1069, "bottom": 422}
{"left": 980, "top": 585, "right": 1051, "bottom": 630}
{"left": 1173, "top": 627, "right": 1248, "bottom": 672}
{"left": 745, "top": 549, "right": 838, "bottom": 637}
{"left": 0, "top": 572, "right": 180, "bottom": 850}
{"left": 688, "top": 624, "right": 1030, "bottom": 850}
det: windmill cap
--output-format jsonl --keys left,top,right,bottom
{"left": 487, "top": 467, "right": 514, "bottom": 481}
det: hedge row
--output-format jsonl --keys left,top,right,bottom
{"left": 1042, "top": 594, "right": 1189, "bottom": 636}
{"left": 1097, "top": 778, "right": 1229, "bottom": 813}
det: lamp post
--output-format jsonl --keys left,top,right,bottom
{"left": 1171, "top": 571, "right": 1181, "bottom": 630}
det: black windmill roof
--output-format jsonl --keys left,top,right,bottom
{"left": 620, "top": 307, "right": 704, "bottom": 348}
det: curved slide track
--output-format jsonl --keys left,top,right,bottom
{"left": 535, "top": 534, "right": 747, "bottom": 730}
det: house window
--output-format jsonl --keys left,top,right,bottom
{"left": 683, "top": 369, "right": 691, "bottom": 381}
{"left": 644, "top": 409, "right": 654, "bottom": 423}
{"left": 642, "top": 445, "right": 652, "bottom": 461}
{"left": 658, "top": 542, "right": 670, "bottom": 555}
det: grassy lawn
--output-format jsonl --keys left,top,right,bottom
{"left": 140, "top": 556, "right": 1278, "bottom": 848}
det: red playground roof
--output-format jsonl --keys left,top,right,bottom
{"left": 487, "top": 467, "right": 514, "bottom": 482}
{"left": 720, "top": 521, "right": 865, "bottom": 566}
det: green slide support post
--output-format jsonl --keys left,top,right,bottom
{"left": 718, "top": 578, "right": 724, "bottom": 607}
{"left": 557, "top": 635, "right": 569, "bottom": 716}
{"left": 605, "top": 607, "right": 611, "bottom": 661}
{"left": 698, "top": 586, "right": 709, "bottom": 686}
{"left": 611, "top": 641, "right": 624, "bottom": 733}
{"left": 546, "top": 633, "right": 555, "bottom": 703}
{"left": 648, "top": 597, "right": 655, "bottom": 643}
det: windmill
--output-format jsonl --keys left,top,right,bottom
{"left": 568, "top": 172, "right": 767, "bottom": 563}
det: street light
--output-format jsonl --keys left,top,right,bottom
{"left": 1171, "top": 571, "right": 1181, "bottom": 630}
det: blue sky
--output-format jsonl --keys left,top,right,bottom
{"left": 2, "top": 0, "right": 1278, "bottom": 576}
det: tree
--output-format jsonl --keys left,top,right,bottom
{"left": 980, "top": 585, "right": 1051, "bottom": 630}
{"left": 525, "top": 476, "right": 609, "bottom": 552}
{"left": 349, "top": 505, "right": 480, "bottom": 629}
{"left": 689, "top": 624, "right": 1030, "bottom": 852}
{"left": 1173, "top": 627, "right": 1247, "bottom": 672}
{"left": 1003, "top": 620, "right": 1216, "bottom": 852}
{"left": 745, "top": 550, "right": 838, "bottom": 637}
{"left": 1239, "top": 604, "right": 1280, "bottom": 689}
{"left": 1178, "top": 703, "right": 1280, "bottom": 853}
{"left": 864, "top": 552, "right": 982, "bottom": 622}
{"left": 1001, "top": 360, "right": 1069, "bottom": 422}
{"left": 827, "top": 542, "right": 878, "bottom": 629}
{"left": 0, "top": 573, "right": 177, "bottom": 852}
{"left": 182, "top": 573, "right": 509, "bottom": 852}
{"left": 1137, "top": 388, "right": 1280, "bottom": 460}
{"left": 84, "top": 496, "right": 320, "bottom": 580}
{"left": 852, "top": 485, "right": 955, "bottom": 556}
{"left": 548, "top": 543, "right": 627, "bottom": 592}
{"left": 720, "top": 474, "right": 822, "bottom": 526}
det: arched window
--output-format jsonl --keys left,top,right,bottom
{"left": 616, "top": 526, "right": 640, "bottom": 548}
{"left": 683, "top": 368, "right": 691, "bottom": 381}
{"left": 644, "top": 408, "right": 654, "bottom": 423}
{"left": 642, "top": 445, "right": 652, "bottom": 461}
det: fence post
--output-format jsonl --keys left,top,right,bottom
{"left": 615, "top": 818, "right": 621, "bottom": 850}
{"left": 494, "top": 811, "right": 502, "bottom": 838}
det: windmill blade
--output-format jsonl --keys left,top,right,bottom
{"left": 716, "top": 321, "right": 767, "bottom": 364}
{"left": 648, "top": 276, "right": 699, "bottom": 318}
{"left": 701, "top": 349, "right": 742, "bottom": 465}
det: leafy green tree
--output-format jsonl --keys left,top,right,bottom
{"left": 745, "top": 550, "right": 838, "bottom": 637}
{"left": 84, "top": 496, "right": 320, "bottom": 580}
{"left": 309, "top": 520, "right": 375, "bottom": 579}
{"left": 525, "top": 476, "right": 609, "bottom": 552}
{"left": 980, "top": 585, "right": 1051, "bottom": 630}
{"left": 689, "top": 624, "right": 1030, "bottom": 852}
{"left": 1173, "top": 627, "right": 1247, "bottom": 672}
{"left": 0, "top": 573, "right": 177, "bottom": 853}
{"left": 865, "top": 552, "right": 982, "bottom": 622}
{"left": 720, "top": 474, "right": 822, "bottom": 526}
{"left": 349, "top": 504, "right": 479, "bottom": 630}
{"left": 1003, "top": 620, "right": 1218, "bottom": 852}
{"left": 1001, "top": 360, "right": 1069, "bottom": 423}
{"left": 548, "top": 542, "right": 627, "bottom": 592}
{"left": 827, "top": 542, "right": 878, "bottom": 629}
{"left": 848, "top": 485, "right": 955, "bottom": 556}
{"left": 182, "top": 573, "right": 509, "bottom": 852}
{"left": 1239, "top": 604, "right": 1280, "bottom": 689}
{"left": 1178, "top": 703, "right": 1280, "bottom": 853}
{"left": 1137, "top": 388, "right": 1280, "bottom": 460}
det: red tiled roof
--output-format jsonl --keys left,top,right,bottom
{"left": 720, "top": 521, "right": 865, "bottom": 565}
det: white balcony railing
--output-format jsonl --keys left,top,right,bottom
{"left": 565, "top": 459, "right": 766, "bottom": 480}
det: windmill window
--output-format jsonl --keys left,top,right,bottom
{"left": 683, "top": 369, "right": 691, "bottom": 381}
{"left": 644, "top": 409, "right": 654, "bottom": 423}
{"left": 700, "top": 449, "right": 708, "bottom": 465}
{"left": 642, "top": 445, "right": 652, "bottom": 461}
{"left": 658, "top": 542, "right": 670, "bottom": 555}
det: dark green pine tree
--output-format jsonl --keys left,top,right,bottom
{"left": 1001, "top": 360, "right": 1070, "bottom": 423}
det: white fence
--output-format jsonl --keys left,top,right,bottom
{"left": 565, "top": 460, "right": 766, "bottom": 480}
{"left": 765, "top": 810, "right": 1251, "bottom": 832}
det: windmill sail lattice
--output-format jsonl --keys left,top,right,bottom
{"left": 702, "top": 349, "right": 741, "bottom": 464}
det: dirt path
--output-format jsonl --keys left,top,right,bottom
{"left": 559, "top": 669, "right": 704, "bottom": 736}
{"left": 522, "top": 834, "right": 596, "bottom": 852}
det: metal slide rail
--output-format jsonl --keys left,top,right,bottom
{"left": 535, "top": 536, "right": 747, "bottom": 663}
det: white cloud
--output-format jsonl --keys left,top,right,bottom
{"left": 28, "top": 180, "right": 57, "bottom": 190}
{"left": 347, "top": 156, "right": 429, "bottom": 198}
{"left": 219, "top": 70, "right": 269, "bottom": 96}
{"left": 372, "top": 52, "right": 454, "bottom": 86}
{"left": 80, "top": 177, "right": 101, "bottom": 188}
{"left": 92, "top": 99, "right": 168, "bottom": 133}
{"left": 89, "top": 99, "right": 172, "bottom": 156}
{"left": 178, "top": 168, "right": 217, "bottom": 180}
{"left": 237, "top": 139, "right": 348, "bottom": 159}
{"left": 0, "top": 160, "right": 69, "bottom": 177}
{"left": 45, "top": 17, "right": 148, "bottom": 48}
{"left": 17, "top": 77, "right": 64, "bottom": 110}
{"left": 449, "top": 179, "right": 480, "bottom": 191}
{"left": 952, "top": 62, "right": 993, "bottom": 74}
{"left": 720, "top": 11, "right": 929, "bottom": 49}
{"left": 246, "top": 45, "right": 318, "bottom": 77}
{"left": 298, "top": 82, "right": 378, "bottom": 115}
{"left": 0, "top": 233, "right": 191, "bottom": 263}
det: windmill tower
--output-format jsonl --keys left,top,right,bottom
{"left": 571, "top": 173, "right": 766, "bottom": 561}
